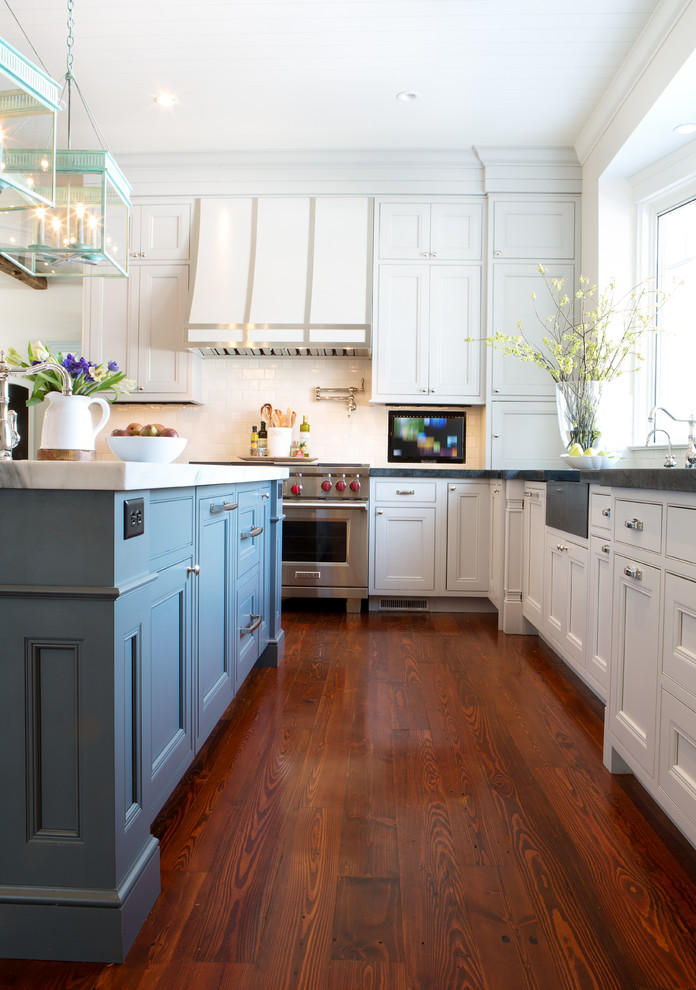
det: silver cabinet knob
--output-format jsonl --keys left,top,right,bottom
{"left": 186, "top": 564, "right": 200, "bottom": 577}
{"left": 624, "top": 565, "right": 643, "bottom": 580}
{"left": 602, "top": 507, "right": 611, "bottom": 517}
{"left": 493, "top": 433, "right": 500, "bottom": 438}
{"left": 601, "top": 544, "right": 610, "bottom": 554}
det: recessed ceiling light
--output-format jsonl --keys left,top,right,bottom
{"left": 673, "top": 122, "right": 696, "bottom": 134}
{"left": 396, "top": 91, "right": 419, "bottom": 102}
{"left": 154, "top": 93, "right": 179, "bottom": 107}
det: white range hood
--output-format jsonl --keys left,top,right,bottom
{"left": 186, "top": 197, "right": 372, "bottom": 357}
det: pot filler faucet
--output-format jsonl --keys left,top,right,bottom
{"left": 0, "top": 350, "right": 73, "bottom": 461}
{"left": 648, "top": 406, "right": 696, "bottom": 468}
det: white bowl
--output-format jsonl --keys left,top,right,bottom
{"left": 561, "top": 452, "right": 621, "bottom": 471}
{"left": 107, "top": 435, "right": 188, "bottom": 463}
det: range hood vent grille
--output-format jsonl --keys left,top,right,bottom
{"left": 190, "top": 345, "right": 369, "bottom": 359}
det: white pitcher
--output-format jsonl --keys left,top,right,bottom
{"left": 39, "top": 392, "right": 111, "bottom": 452}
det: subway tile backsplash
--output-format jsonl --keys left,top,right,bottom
{"left": 97, "top": 357, "right": 485, "bottom": 468}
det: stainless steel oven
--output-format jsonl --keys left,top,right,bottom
{"left": 281, "top": 463, "right": 369, "bottom": 613}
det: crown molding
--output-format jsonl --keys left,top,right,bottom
{"left": 574, "top": 0, "right": 695, "bottom": 167}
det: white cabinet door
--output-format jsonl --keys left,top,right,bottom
{"left": 374, "top": 264, "right": 429, "bottom": 398}
{"left": 544, "top": 532, "right": 589, "bottom": 672}
{"left": 611, "top": 552, "right": 662, "bottom": 778}
{"left": 372, "top": 505, "right": 436, "bottom": 592}
{"left": 522, "top": 485, "right": 546, "bottom": 628}
{"left": 492, "top": 200, "right": 576, "bottom": 260}
{"left": 377, "top": 203, "right": 430, "bottom": 259}
{"left": 136, "top": 264, "right": 194, "bottom": 397}
{"left": 428, "top": 265, "right": 482, "bottom": 401}
{"left": 446, "top": 482, "right": 490, "bottom": 592}
{"left": 429, "top": 203, "right": 483, "bottom": 260}
{"left": 588, "top": 536, "right": 612, "bottom": 698}
{"left": 132, "top": 202, "right": 191, "bottom": 262}
{"left": 489, "top": 401, "right": 563, "bottom": 470}
{"left": 490, "top": 263, "right": 574, "bottom": 397}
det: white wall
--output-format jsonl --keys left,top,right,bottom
{"left": 0, "top": 279, "right": 83, "bottom": 354}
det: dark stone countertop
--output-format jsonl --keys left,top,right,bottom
{"left": 370, "top": 466, "right": 696, "bottom": 492}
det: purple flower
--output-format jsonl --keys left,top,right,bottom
{"left": 108, "top": 360, "right": 119, "bottom": 372}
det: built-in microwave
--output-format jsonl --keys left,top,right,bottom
{"left": 387, "top": 409, "right": 466, "bottom": 464}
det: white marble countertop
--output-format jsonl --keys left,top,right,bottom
{"left": 0, "top": 461, "right": 289, "bottom": 491}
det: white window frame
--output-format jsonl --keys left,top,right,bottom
{"left": 633, "top": 154, "right": 696, "bottom": 447}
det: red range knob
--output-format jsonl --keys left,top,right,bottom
{"left": 321, "top": 480, "right": 332, "bottom": 492}
{"left": 290, "top": 482, "right": 303, "bottom": 495}
{"left": 335, "top": 479, "right": 346, "bottom": 492}
{"left": 349, "top": 479, "right": 361, "bottom": 492}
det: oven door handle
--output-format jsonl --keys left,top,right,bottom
{"left": 286, "top": 500, "right": 368, "bottom": 510}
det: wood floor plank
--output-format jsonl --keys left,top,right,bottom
{"left": 331, "top": 877, "right": 404, "bottom": 963}
{"left": 250, "top": 807, "right": 342, "bottom": 989}
{"left": 327, "top": 959, "right": 408, "bottom": 990}
{"left": 176, "top": 724, "right": 311, "bottom": 963}
{"left": 393, "top": 728, "right": 489, "bottom": 990}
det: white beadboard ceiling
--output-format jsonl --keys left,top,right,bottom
{"left": 0, "top": 0, "right": 673, "bottom": 158}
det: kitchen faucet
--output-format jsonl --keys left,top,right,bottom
{"left": 645, "top": 427, "right": 676, "bottom": 467}
{"left": 648, "top": 406, "right": 696, "bottom": 468}
{"left": 0, "top": 350, "right": 73, "bottom": 461}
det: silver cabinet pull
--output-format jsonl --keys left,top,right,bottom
{"left": 241, "top": 613, "right": 262, "bottom": 635}
{"left": 396, "top": 489, "right": 415, "bottom": 495}
{"left": 186, "top": 564, "right": 200, "bottom": 577}
{"left": 624, "top": 565, "right": 643, "bottom": 580}
{"left": 449, "top": 485, "right": 456, "bottom": 492}
{"left": 556, "top": 544, "right": 568, "bottom": 552}
{"left": 262, "top": 492, "right": 270, "bottom": 500}
{"left": 210, "top": 500, "right": 238, "bottom": 513}
{"left": 625, "top": 518, "right": 644, "bottom": 531}
{"left": 601, "top": 544, "right": 610, "bottom": 554}
{"left": 601, "top": 507, "right": 611, "bottom": 517}
{"left": 493, "top": 433, "right": 500, "bottom": 438}
{"left": 377, "top": 509, "right": 384, "bottom": 515}
{"left": 523, "top": 490, "right": 540, "bottom": 498}
{"left": 241, "top": 524, "right": 264, "bottom": 540}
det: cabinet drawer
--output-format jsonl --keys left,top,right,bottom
{"left": 374, "top": 480, "right": 437, "bottom": 503}
{"left": 666, "top": 505, "right": 696, "bottom": 566}
{"left": 659, "top": 688, "right": 696, "bottom": 829}
{"left": 614, "top": 498, "right": 662, "bottom": 555}
{"left": 663, "top": 572, "right": 696, "bottom": 698}
{"left": 589, "top": 492, "right": 612, "bottom": 534}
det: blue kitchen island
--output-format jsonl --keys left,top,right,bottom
{"left": 0, "top": 461, "right": 286, "bottom": 963}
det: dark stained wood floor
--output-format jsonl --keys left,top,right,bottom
{"left": 3, "top": 605, "right": 696, "bottom": 990}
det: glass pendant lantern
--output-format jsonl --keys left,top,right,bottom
{"left": 0, "top": 0, "right": 131, "bottom": 278}
{"left": 0, "top": 35, "right": 60, "bottom": 270}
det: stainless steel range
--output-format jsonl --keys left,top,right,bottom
{"left": 281, "top": 462, "right": 369, "bottom": 613}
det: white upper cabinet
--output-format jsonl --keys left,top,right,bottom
{"left": 492, "top": 199, "right": 576, "bottom": 260}
{"left": 130, "top": 202, "right": 191, "bottom": 262}
{"left": 378, "top": 201, "right": 483, "bottom": 260}
{"left": 374, "top": 263, "right": 482, "bottom": 402}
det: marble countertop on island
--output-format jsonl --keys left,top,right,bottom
{"left": 0, "top": 460, "right": 289, "bottom": 491}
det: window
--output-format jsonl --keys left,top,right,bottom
{"left": 652, "top": 196, "right": 696, "bottom": 443}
